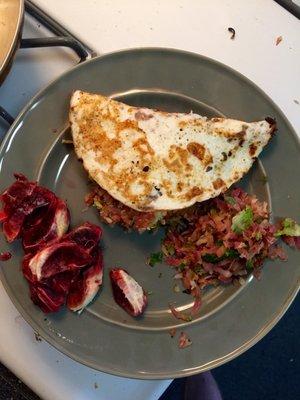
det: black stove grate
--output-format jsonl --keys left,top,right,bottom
{"left": 0, "top": 106, "right": 14, "bottom": 126}
{"left": 0, "top": 0, "right": 96, "bottom": 127}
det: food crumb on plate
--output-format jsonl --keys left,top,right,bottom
{"left": 228, "top": 27, "right": 236, "bottom": 39}
{"left": 94, "top": 382, "right": 99, "bottom": 389}
{"left": 294, "top": 99, "right": 299, "bottom": 105}
{"left": 275, "top": 36, "right": 283, "bottom": 46}
{"left": 238, "top": 277, "right": 246, "bottom": 286}
{"left": 34, "top": 332, "right": 42, "bottom": 342}
{"left": 169, "top": 328, "right": 177, "bottom": 338}
{"left": 148, "top": 251, "right": 163, "bottom": 267}
{"left": 178, "top": 332, "right": 192, "bottom": 349}
{"left": 0, "top": 251, "right": 12, "bottom": 261}
{"left": 61, "top": 139, "right": 74, "bottom": 144}
{"left": 173, "top": 284, "right": 181, "bottom": 293}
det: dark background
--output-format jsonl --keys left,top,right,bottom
{"left": 161, "top": 293, "right": 299, "bottom": 400}
{"left": 0, "top": 294, "right": 298, "bottom": 400}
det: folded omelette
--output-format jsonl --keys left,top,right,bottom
{"left": 70, "top": 90, "right": 275, "bottom": 212}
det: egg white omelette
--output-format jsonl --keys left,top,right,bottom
{"left": 69, "top": 90, "right": 275, "bottom": 212}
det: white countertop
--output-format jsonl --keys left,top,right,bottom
{"left": 0, "top": 282, "right": 170, "bottom": 400}
{"left": 0, "top": 1, "right": 299, "bottom": 399}
{"left": 0, "top": 11, "right": 171, "bottom": 400}
{"left": 35, "top": 0, "right": 300, "bottom": 133}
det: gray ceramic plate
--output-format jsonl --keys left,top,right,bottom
{"left": 0, "top": 48, "right": 299, "bottom": 379}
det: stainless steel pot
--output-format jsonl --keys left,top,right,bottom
{"left": 0, "top": 0, "right": 24, "bottom": 84}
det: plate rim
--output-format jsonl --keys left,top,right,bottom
{"left": 2, "top": 47, "right": 300, "bottom": 155}
{"left": 0, "top": 268, "right": 298, "bottom": 379}
{"left": 0, "top": 47, "right": 299, "bottom": 379}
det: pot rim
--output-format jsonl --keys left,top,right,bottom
{"left": 0, "top": 0, "right": 24, "bottom": 83}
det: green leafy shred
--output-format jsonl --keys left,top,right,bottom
{"left": 161, "top": 243, "right": 175, "bottom": 256}
{"left": 275, "top": 218, "right": 300, "bottom": 237}
{"left": 224, "top": 195, "right": 236, "bottom": 205}
{"left": 148, "top": 251, "right": 163, "bottom": 267}
{"left": 224, "top": 249, "right": 239, "bottom": 259}
{"left": 255, "top": 232, "right": 262, "bottom": 241}
{"left": 202, "top": 253, "right": 219, "bottom": 263}
{"left": 178, "top": 263, "right": 186, "bottom": 272}
{"left": 93, "top": 199, "right": 102, "bottom": 209}
{"left": 246, "top": 259, "right": 254, "bottom": 270}
{"left": 231, "top": 206, "right": 253, "bottom": 234}
{"left": 202, "top": 249, "right": 239, "bottom": 264}
{"left": 194, "top": 265, "right": 204, "bottom": 274}
{"left": 148, "top": 212, "right": 164, "bottom": 229}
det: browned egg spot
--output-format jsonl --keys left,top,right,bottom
{"left": 163, "top": 145, "right": 191, "bottom": 174}
{"left": 177, "top": 182, "right": 183, "bottom": 192}
{"left": 249, "top": 143, "right": 257, "bottom": 156}
{"left": 135, "top": 111, "right": 153, "bottom": 121}
{"left": 182, "top": 186, "right": 203, "bottom": 201}
{"left": 224, "top": 129, "right": 246, "bottom": 140}
{"left": 187, "top": 142, "right": 213, "bottom": 167}
{"left": 213, "top": 178, "right": 225, "bottom": 190}
{"left": 233, "top": 171, "right": 240, "bottom": 180}
{"left": 187, "top": 142, "right": 205, "bottom": 160}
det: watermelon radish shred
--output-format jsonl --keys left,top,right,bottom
{"left": 178, "top": 332, "right": 192, "bottom": 349}
{"left": 86, "top": 185, "right": 166, "bottom": 232}
{"left": 162, "top": 188, "right": 300, "bottom": 321}
{"left": 282, "top": 236, "right": 300, "bottom": 250}
{"left": 169, "top": 286, "right": 201, "bottom": 322}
